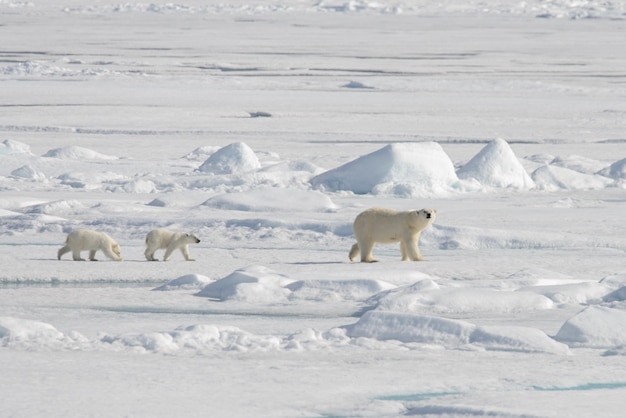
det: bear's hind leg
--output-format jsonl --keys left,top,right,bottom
{"left": 163, "top": 244, "right": 176, "bottom": 261}
{"left": 358, "top": 240, "right": 377, "bottom": 263}
{"left": 72, "top": 249, "right": 85, "bottom": 261}
{"left": 349, "top": 243, "right": 360, "bottom": 262}
{"left": 58, "top": 245, "right": 71, "bottom": 260}
{"left": 144, "top": 246, "right": 158, "bottom": 261}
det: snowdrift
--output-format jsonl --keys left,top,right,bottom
{"left": 310, "top": 142, "right": 459, "bottom": 196}
{"left": 532, "top": 165, "right": 613, "bottom": 191}
{"left": 43, "top": 146, "right": 118, "bottom": 160}
{"left": 0, "top": 139, "right": 32, "bottom": 155}
{"left": 0, "top": 317, "right": 87, "bottom": 350}
{"left": 10, "top": 165, "right": 46, "bottom": 181}
{"left": 153, "top": 274, "right": 214, "bottom": 291}
{"left": 3, "top": 264, "right": 626, "bottom": 356}
{"left": 197, "top": 142, "right": 261, "bottom": 175}
{"left": 555, "top": 306, "right": 626, "bottom": 349}
{"left": 370, "top": 281, "right": 555, "bottom": 314}
{"left": 202, "top": 187, "right": 337, "bottom": 212}
{"left": 598, "top": 158, "right": 626, "bottom": 180}
{"left": 309, "top": 139, "right": 623, "bottom": 196}
{"left": 286, "top": 278, "right": 396, "bottom": 301}
{"left": 3, "top": 137, "right": 622, "bottom": 197}
{"left": 344, "top": 311, "right": 570, "bottom": 354}
{"left": 457, "top": 138, "right": 534, "bottom": 189}
{"left": 54, "top": 0, "right": 626, "bottom": 20}
{"left": 194, "top": 265, "right": 294, "bottom": 302}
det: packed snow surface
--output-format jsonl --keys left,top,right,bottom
{"left": 1, "top": 1, "right": 626, "bottom": 417}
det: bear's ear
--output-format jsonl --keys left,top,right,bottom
{"left": 433, "top": 209, "right": 437, "bottom": 214}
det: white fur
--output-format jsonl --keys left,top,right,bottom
{"left": 349, "top": 207, "right": 436, "bottom": 262}
{"left": 145, "top": 229, "right": 200, "bottom": 261}
{"left": 57, "top": 229, "right": 122, "bottom": 261}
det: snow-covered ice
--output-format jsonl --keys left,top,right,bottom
{"left": 1, "top": 1, "right": 626, "bottom": 417}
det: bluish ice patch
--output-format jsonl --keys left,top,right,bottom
{"left": 377, "top": 391, "right": 460, "bottom": 402}
{"left": 532, "top": 382, "right": 626, "bottom": 392}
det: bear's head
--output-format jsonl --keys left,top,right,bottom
{"left": 186, "top": 233, "right": 201, "bottom": 244}
{"left": 111, "top": 243, "right": 122, "bottom": 260}
{"left": 410, "top": 208, "right": 436, "bottom": 229}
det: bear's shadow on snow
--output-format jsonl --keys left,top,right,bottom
{"left": 284, "top": 261, "right": 345, "bottom": 266}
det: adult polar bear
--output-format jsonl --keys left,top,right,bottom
{"left": 145, "top": 229, "right": 200, "bottom": 261}
{"left": 57, "top": 229, "right": 122, "bottom": 261}
{"left": 349, "top": 207, "right": 436, "bottom": 262}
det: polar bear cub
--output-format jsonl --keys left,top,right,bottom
{"left": 145, "top": 229, "right": 200, "bottom": 261}
{"left": 349, "top": 207, "right": 436, "bottom": 263}
{"left": 58, "top": 229, "right": 123, "bottom": 261}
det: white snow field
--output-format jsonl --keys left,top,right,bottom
{"left": 1, "top": 1, "right": 626, "bottom": 417}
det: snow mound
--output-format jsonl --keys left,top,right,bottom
{"left": 21, "top": 199, "right": 86, "bottom": 215}
{"left": 603, "top": 286, "right": 626, "bottom": 303}
{"left": 146, "top": 198, "right": 168, "bottom": 207}
{"left": 144, "top": 194, "right": 198, "bottom": 208}
{"left": 470, "top": 325, "right": 570, "bottom": 354}
{"left": 0, "top": 317, "right": 87, "bottom": 350}
{"left": 525, "top": 153, "right": 556, "bottom": 165}
{"left": 551, "top": 155, "right": 608, "bottom": 175}
{"left": 370, "top": 283, "right": 553, "bottom": 314}
{"left": 101, "top": 324, "right": 282, "bottom": 354}
{"left": 0, "top": 209, "right": 22, "bottom": 217}
{"left": 0, "top": 316, "right": 63, "bottom": 340}
{"left": 555, "top": 306, "right": 626, "bottom": 348}
{"left": 286, "top": 278, "right": 396, "bottom": 301}
{"left": 505, "top": 267, "right": 577, "bottom": 287}
{"left": 0, "top": 139, "right": 32, "bottom": 155}
{"left": 310, "top": 142, "right": 458, "bottom": 196}
{"left": 183, "top": 145, "right": 220, "bottom": 161}
{"left": 598, "top": 158, "right": 626, "bottom": 180}
{"left": 195, "top": 265, "right": 294, "bottom": 302}
{"left": 153, "top": 274, "right": 214, "bottom": 291}
{"left": 345, "top": 311, "right": 569, "bottom": 354}
{"left": 520, "top": 282, "right": 613, "bottom": 305}
{"left": 599, "top": 274, "right": 626, "bottom": 288}
{"left": 56, "top": 171, "right": 126, "bottom": 190}
{"left": 345, "top": 311, "right": 475, "bottom": 345}
{"left": 342, "top": 80, "right": 374, "bottom": 89}
{"left": 260, "top": 159, "right": 323, "bottom": 174}
{"left": 43, "top": 146, "right": 118, "bottom": 160}
{"left": 531, "top": 165, "right": 613, "bottom": 190}
{"left": 456, "top": 138, "right": 534, "bottom": 189}
{"left": 10, "top": 165, "right": 46, "bottom": 181}
{"left": 197, "top": 142, "right": 261, "bottom": 175}
{"left": 202, "top": 187, "right": 337, "bottom": 212}
{"left": 120, "top": 179, "right": 157, "bottom": 193}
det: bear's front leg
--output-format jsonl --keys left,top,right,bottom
{"left": 181, "top": 245, "right": 195, "bottom": 261}
{"left": 400, "top": 241, "right": 410, "bottom": 261}
{"left": 403, "top": 234, "right": 423, "bottom": 261}
{"left": 89, "top": 250, "right": 99, "bottom": 261}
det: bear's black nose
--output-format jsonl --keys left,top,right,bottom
{"left": 426, "top": 213, "right": 431, "bottom": 219}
